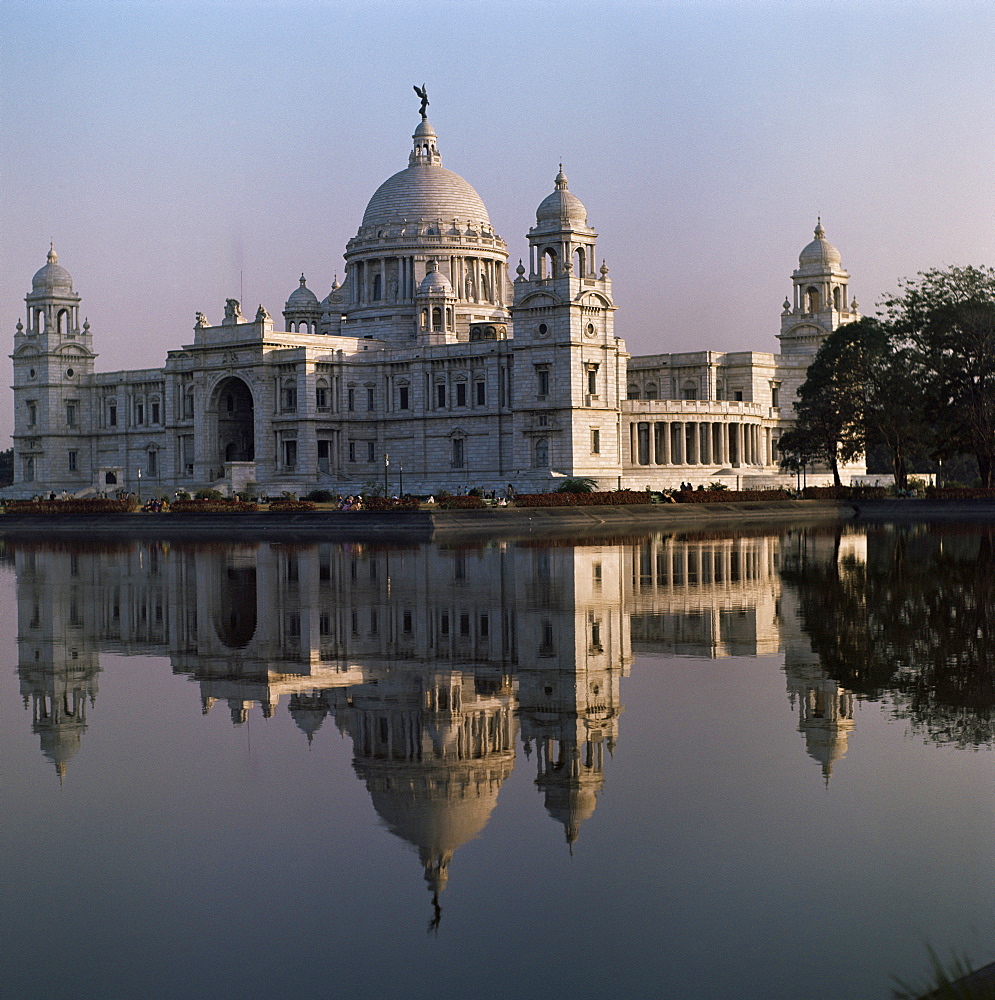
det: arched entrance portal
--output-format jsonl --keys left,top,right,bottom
{"left": 214, "top": 377, "right": 255, "bottom": 463}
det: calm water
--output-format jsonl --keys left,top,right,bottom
{"left": 1, "top": 524, "right": 993, "bottom": 999}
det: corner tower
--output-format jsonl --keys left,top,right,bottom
{"left": 11, "top": 248, "right": 96, "bottom": 491}
{"left": 510, "top": 168, "right": 626, "bottom": 486}
{"left": 778, "top": 221, "right": 859, "bottom": 356}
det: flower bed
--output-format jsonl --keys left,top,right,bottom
{"left": 801, "top": 486, "right": 887, "bottom": 500}
{"left": 167, "top": 499, "right": 259, "bottom": 513}
{"left": 266, "top": 500, "right": 316, "bottom": 512}
{"left": 437, "top": 495, "right": 487, "bottom": 510}
{"left": 4, "top": 498, "right": 140, "bottom": 514}
{"left": 924, "top": 487, "right": 995, "bottom": 500}
{"left": 673, "top": 489, "right": 792, "bottom": 503}
{"left": 512, "top": 491, "right": 654, "bottom": 508}
{"left": 363, "top": 496, "right": 422, "bottom": 511}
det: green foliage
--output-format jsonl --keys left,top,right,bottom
{"left": 555, "top": 477, "right": 599, "bottom": 493}
{"left": 885, "top": 265, "right": 995, "bottom": 487}
{"left": 304, "top": 489, "right": 335, "bottom": 503}
{"left": 707, "top": 481, "right": 729, "bottom": 491}
{"left": 194, "top": 488, "right": 225, "bottom": 501}
{"left": 0, "top": 448, "right": 12, "bottom": 487}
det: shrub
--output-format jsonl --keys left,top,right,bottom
{"left": 673, "top": 489, "right": 792, "bottom": 503}
{"left": 555, "top": 477, "right": 599, "bottom": 493}
{"left": 4, "top": 498, "right": 141, "bottom": 515}
{"left": 512, "top": 491, "right": 654, "bottom": 508}
{"left": 925, "top": 486, "right": 995, "bottom": 499}
{"left": 364, "top": 496, "right": 422, "bottom": 511}
{"left": 437, "top": 495, "right": 486, "bottom": 509}
{"left": 304, "top": 489, "right": 335, "bottom": 503}
{"left": 167, "top": 499, "right": 259, "bottom": 513}
{"left": 194, "top": 488, "right": 226, "bottom": 501}
{"left": 801, "top": 486, "right": 887, "bottom": 500}
{"left": 268, "top": 500, "right": 316, "bottom": 512}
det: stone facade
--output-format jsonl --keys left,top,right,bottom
{"left": 6, "top": 113, "right": 863, "bottom": 499}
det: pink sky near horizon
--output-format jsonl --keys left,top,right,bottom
{"left": 3, "top": 0, "right": 994, "bottom": 445}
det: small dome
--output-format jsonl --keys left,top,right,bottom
{"left": 418, "top": 261, "right": 453, "bottom": 296}
{"left": 32, "top": 245, "right": 74, "bottom": 294}
{"left": 536, "top": 166, "right": 588, "bottom": 225}
{"left": 286, "top": 274, "right": 320, "bottom": 311}
{"left": 798, "top": 221, "right": 842, "bottom": 270}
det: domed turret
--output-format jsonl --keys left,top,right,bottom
{"left": 283, "top": 274, "right": 321, "bottom": 334}
{"left": 32, "top": 245, "right": 74, "bottom": 294}
{"left": 797, "top": 220, "right": 842, "bottom": 271}
{"left": 535, "top": 166, "right": 588, "bottom": 227}
{"left": 417, "top": 259, "right": 454, "bottom": 296}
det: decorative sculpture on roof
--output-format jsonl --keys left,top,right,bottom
{"left": 413, "top": 84, "right": 429, "bottom": 119}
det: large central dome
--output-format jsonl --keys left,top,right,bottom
{"left": 361, "top": 118, "right": 491, "bottom": 229}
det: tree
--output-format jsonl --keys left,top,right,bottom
{"left": 0, "top": 448, "right": 11, "bottom": 487}
{"left": 778, "top": 319, "right": 878, "bottom": 485}
{"left": 885, "top": 266, "right": 995, "bottom": 487}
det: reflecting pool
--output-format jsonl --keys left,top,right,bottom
{"left": 0, "top": 524, "right": 992, "bottom": 999}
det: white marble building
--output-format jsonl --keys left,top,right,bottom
{"left": 7, "top": 107, "right": 863, "bottom": 498}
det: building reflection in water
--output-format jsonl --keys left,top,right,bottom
{"left": 10, "top": 531, "right": 861, "bottom": 902}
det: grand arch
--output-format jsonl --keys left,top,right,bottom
{"left": 211, "top": 376, "right": 255, "bottom": 463}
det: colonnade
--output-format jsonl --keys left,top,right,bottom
{"left": 627, "top": 419, "right": 774, "bottom": 468}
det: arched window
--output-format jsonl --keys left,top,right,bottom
{"left": 24, "top": 457, "right": 34, "bottom": 482}
{"left": 372, "top": 273, "right": 382, "bottom": 300}
{"left": 542, "top": 248, "right": 558, "bottom": 279}
{"left": 534, "top": 438, "right": 549, "bottom": 468}
{"left": 445, "top": 307, "right": 453, "bottom": 328}
{"left": 36, "top": 310, "right": 45, "bottom": 334}
{"left": 575, "top": 246, "right": 586, "bottom": 277}
{"left": 627, "top": 384, "right": 640, "bottom": 400}
{"left": 57, "top": 310, "right": 68, "bottom": 336}
{"left": 833, "top": 287, "right": 841, "bottom": 310}
{"left": 315, "top": 379, "right": 329, "bottom": 410}
{"left": 806, "top": 286, "right": 820, "bottom": 312}
{"left": 480, "top": 271, "right": 490, "bottom": 300}
{"left": 432, "top": 307, "right": 442, "bottom": 331}
{"left": 420, "top": 309, "right": 429, "bottom": 329}
{"left": 682, "top": 381, "right": 698, "bottom": 401}
{"left": 645, "top": 383, "right": 658, "bottom": 400}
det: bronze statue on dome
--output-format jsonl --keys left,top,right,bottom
{"left": 413, "top": 84, "right": 429, "bottom": 119}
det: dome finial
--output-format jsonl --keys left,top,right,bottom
{"left": 299, "top": 273, "right": 307, "bottom": 287}
{"left": 555, "top": 164, "right": 568, "bottom": 189}
{"left": 48, "top": 243, "right": 57, "bottom": 264}
{"left": 814, "top": 217, "right": 825, "bottom": 238}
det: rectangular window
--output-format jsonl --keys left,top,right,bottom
{"left": 150, "top": 401, "right": 160, "bottom": 424}
{"left": 283, "top": 439, "right": 297, "bottom": 469}
{"left": 282, "top": 386, "right": 297, "bottom": 413}
{"left": 475, "top": 381, "right": 485, "bottom": 406}
{"left": 183, "top": 393, "right": 194, "bottom": 419}
{"left": 135, "top": 402, "right": 144, "bottom": 425}
{"left": 68, "top": 450, "right": 78, "bottom": 472}
{"left": 398, "top": 385, "right": 409, "bottom": 410}
{"left": 734, "top": 391, "right": 744, "bottom": 402}
{"left": 537, "top": 369, "right": 549, "bottom": 397}
{"left": 456, "top": 382, "right": 467, "bottom": 407}
{"left": 402, "top": 611, "right": 413, "bottom": 634}
{"left": 451, "top": 438, "right": 464, "bottom": 469}
{"left": 436, "top": 383, "right": 446, "bottom": 408}
{"left": 317, "top": 439, "right": 330, "bottom": 473}
{"left": 479, "top": 614, "right": 489, "bottom": 637}
{"left": 367, "top": 441, "right": 375, "bottom": 462}
{"left": 147, "top": 450, "right": 157, "bottom": 475}
{"left": 771, "top": 386, "right": 780, "bottom": 408}
{"left": 26, "top": 401, "right": 37, "bottom": 427}
{"left": 315, "top": 386, "right": 328, "bottom": 409}
{"left": 587, "top": 368, "right": 598, "bottom": 395}
{"left": 348, "top": 441, "right": 357, "bottom": 463}
{"left": 591, "top": 428, "right": 600, "bottom": 454}
{"left": 109, "top": 403, "right": 118, "bottom": 426}
{"left": 65, "top": 401, "right": 77, "bottom": 427}
{"left": 366, "top": 386, "right": 375, "bottom": 411}
{"left": 347, "top": 387, "right": 355, "bottom": 411}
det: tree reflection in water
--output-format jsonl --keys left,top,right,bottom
{"left": 781, "top": 525, "right": 995, "bottom": 747}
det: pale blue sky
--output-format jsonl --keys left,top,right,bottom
{"left": 3, "top": 0, "right": 995, "bottom": 442}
